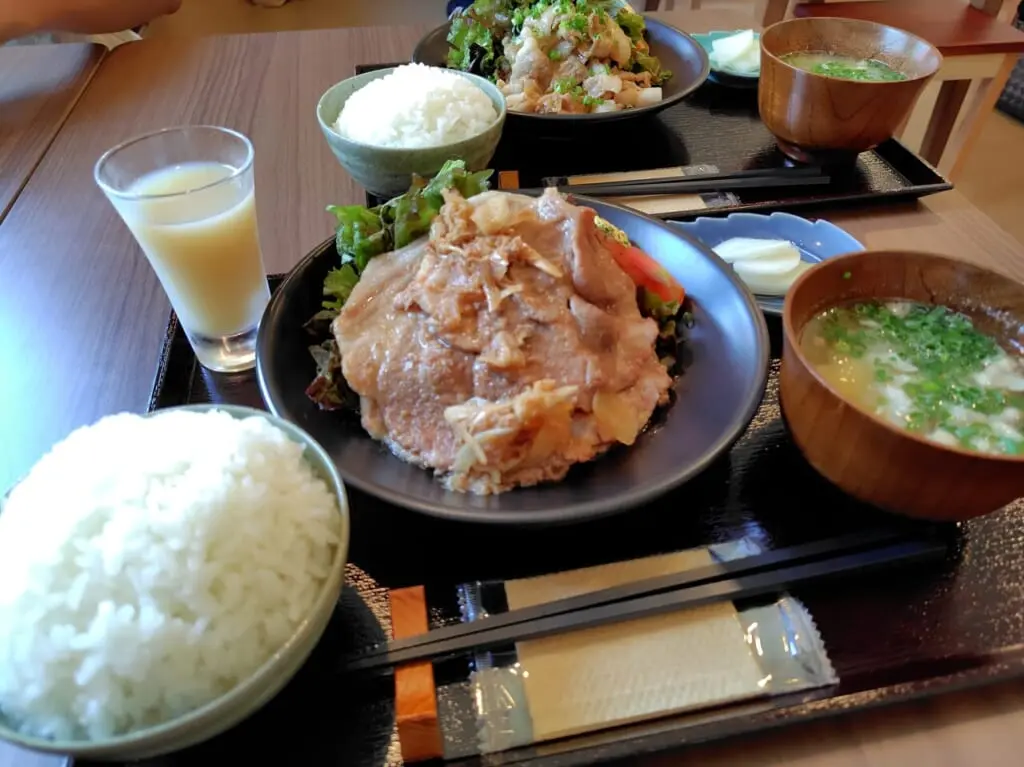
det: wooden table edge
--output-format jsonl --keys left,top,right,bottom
{"left": 0, "top": 42, "right": 108, "bottom": 226}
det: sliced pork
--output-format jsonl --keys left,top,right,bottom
{"left": 334, "top": 189, "right": 673, "bottom": 495}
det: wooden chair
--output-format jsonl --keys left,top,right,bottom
{"left": 643, "top": 1, "right": 1024, "bottom": 180}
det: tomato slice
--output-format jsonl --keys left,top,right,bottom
{"left": 605, "top": 240, "right": 685, "bottom": 304}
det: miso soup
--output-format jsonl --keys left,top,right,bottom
{"left": 781, "top": 51, "right": 907, "bottom": 82}
{"left": 800, "top": 300, "right": 1024, "bottom": 456}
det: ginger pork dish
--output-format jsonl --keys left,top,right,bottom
{"left": 305, "top": 162, "right": 688, "bottom": 495}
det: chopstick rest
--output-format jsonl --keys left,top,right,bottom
{"left": 389, "top": 586, "right": 443, "bottom": 763}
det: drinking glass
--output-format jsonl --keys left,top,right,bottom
{"left": 95, "top": 126, "right": 271, "bottom": 373}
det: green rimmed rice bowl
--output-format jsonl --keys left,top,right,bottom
{"left": 0, "top": 404, "right": 349, "bottom": 760}
{"left": 317, "top": 64, "right": 506, "bottom": 198}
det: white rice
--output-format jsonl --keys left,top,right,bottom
{"left": 0, "top": 410, "right": 342, "bottom": 741}
{"left": 334, "top": 63, "right": 498, "bottom": 148}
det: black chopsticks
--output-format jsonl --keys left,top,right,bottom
{"left": 541, "top": 165, "right": 826, "bottom": 187}
{"left": 562, "top": 175, "right": 831, "bottom": 197}
{"left": 340, "top": 529, "right": 946, "bottom": 675}
{"left": 526, "top": 166, "right": 831, "bottom": 198}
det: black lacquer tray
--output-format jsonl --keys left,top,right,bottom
{"left": 356, "top": 63, "right": 951, "bottom": 218}
{"left": 70, "top": 275, "right": 1024, "bottom": 767}
{"left": 69, "top": 66, "right": 1024, "bottom": 767}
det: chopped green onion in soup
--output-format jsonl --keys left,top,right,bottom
{"left": 800, "top": 300, "right": 1024, "bottom": 456}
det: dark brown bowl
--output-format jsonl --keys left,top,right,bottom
{"left": 781, "top": 251, "right": 1024, "bottom": 522}
{"left": 759, "top": 17, "right": 942, "bottom": 164}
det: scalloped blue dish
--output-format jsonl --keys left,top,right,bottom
{"left": 672, "top": 212, "right": 866, "bottom": 315}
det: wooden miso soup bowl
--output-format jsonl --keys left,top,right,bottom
{"left": 759, "top": 17, "right": 942, "bottom": 164}
{"left": 780, "top": 251, "right": 1024, "bottom": 522}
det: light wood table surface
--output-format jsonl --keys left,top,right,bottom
{"left": 0, "top": 43, "right": 105, "bottom": 223}
{"left": 3, "top": 18, "right": 1024, "bottom": 767}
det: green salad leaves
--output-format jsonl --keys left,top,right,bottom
{"left": 321, "top": 160, "right": 493, "bottom": 314}
{"left": 447, "top": 1, "right": 670, "bottom": 90}
{"left": 615, "top": 6, "right": 644, "bottom": 39}
{"left": 641, "top": 289, "right": 691, "bottom": 374}
{"left": 632, "top": 51, "right": 670, "bottom": 85}
{"left": 447, "top": 0, "right": 526, "bottom": 79}
{"left": 305, "top": 160, "right": 492, "bottom": 410}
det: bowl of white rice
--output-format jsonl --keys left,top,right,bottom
{"left": 317, "top": 63, "right": 506, "bottom": 197}
{"left": 0, "top": 405, "right": 349, "bottom": 760}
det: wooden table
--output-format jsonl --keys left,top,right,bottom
{"left": 0, "top": 43, "right": 105, "bottom": 223}
{"left": 3, "top": 21, "right": 1024, "bottom": 767}
{"left": 0, "top": 28, "right": 398, "bottom": 495}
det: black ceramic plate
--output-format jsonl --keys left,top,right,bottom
{"left": 256, "top": 196, "right": 768, "bottom": 525}
{"left": 412, "top": 16, "right": 710, "bottom": 125}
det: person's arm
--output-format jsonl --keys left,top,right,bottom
{"left": 0, "top": 0, "right": 181, "bottom": 42}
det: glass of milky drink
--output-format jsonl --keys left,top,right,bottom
{"left": 94, "top": 126, "right": 271, "bottom": 373}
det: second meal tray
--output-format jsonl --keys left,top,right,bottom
{"left": 357, "top": 62, "right": 951, "bottom": 218}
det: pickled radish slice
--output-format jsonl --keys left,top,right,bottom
{"left": 712, "top": 237, "right": 810, "bottom": 296}
{"left": 710, "top": 30, "right": 755, "bottom": 67}
{"left": 732, "top": 48, "right": 760, "bottom": 73}
{"left": 738, "top": 261, "right": 813, "bottom": 296}
{"left": 714, "top": 237, "right": 796, "bottom": 263}
{"left": 709, "top": 30, "right": 760, "bottom": 74}
{"left": 731, "top": 246, "right": 801, "bottom": 275}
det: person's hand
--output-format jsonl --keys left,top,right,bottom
{"left": 1, "top": 0, "right": 181, "bottom": 39}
